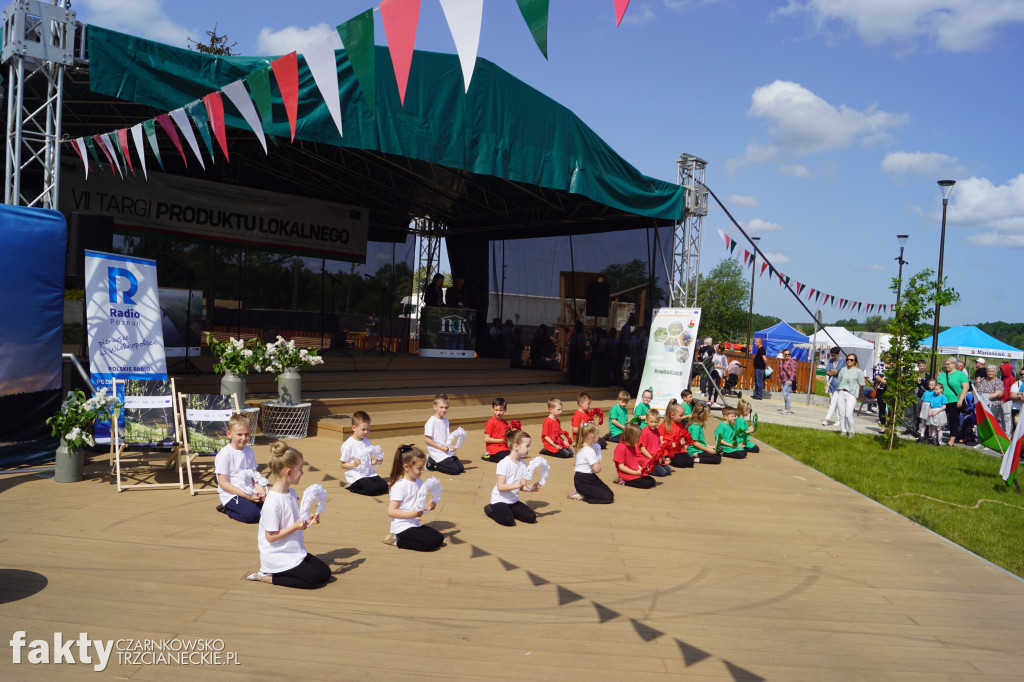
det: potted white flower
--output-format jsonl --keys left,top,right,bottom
{"left": 46, "top": 388, "right": 121, "bottom": 482}
{"left": 204, "top": 333, "right": 265, "bottom": 408}
{"left": 262, "top": 336, "right": 325, "bottom": 405}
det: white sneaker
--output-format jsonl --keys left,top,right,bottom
{"left": 822, "top": 419, "right": 836, "bottom": 426}
{"left": 382, "top": 534, "right": 398, "bottom": 546}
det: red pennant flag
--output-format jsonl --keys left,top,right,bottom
{"left": 115, "top": 128, "right": 135, "bottom": 175}
{"left": 271, "top": 52, "right": 299, "bottom": 141}
{"left": 724, "top": 234, "right": 732, "bottom": 251}
{"left": 91, "top": 134, "right": 116, "bottom": 171}
{"left": 614, "top": 0, "right": 630, "bottom": 26}
{"left": 807, "top": 287, "right": 815, "bottom": 299}
{"left": 381, "top": 0, "right": 422, "bottom": 106}
{"left": 203, "top": 92, "right": 230, "bottom": 162}
{"left": 760, "top": 262, "right": 769, "bottom": 277}
{"left": 743, "top": 249, "right": 750, "bottom": 264}
{"left": 156, "top": 113, "right": 187, "bottom": 166}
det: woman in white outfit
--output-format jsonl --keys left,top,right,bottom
{"left": 836, "top": 353, "right": 865, "bottom": 437}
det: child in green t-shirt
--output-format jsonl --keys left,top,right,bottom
{"left": 607, "top": 390, "right": 631, "bottom": 443}
{"left": 680, "top": 389, "right": 694, "bottom": 425}
{"left": 714, "top": 407, "right": 747, "bottom": 459}
{"left": 632, "top": 388, "right": 653, "bottom": 422}
{"left": 686, "top": 401, "right": 721, "bottom": 465}
{"left": 734, "top": 399, "right": 760, "bottom": 454}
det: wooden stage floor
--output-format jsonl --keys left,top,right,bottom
{"left": 3, "top": 426, "right": 1024, "bottom": 680}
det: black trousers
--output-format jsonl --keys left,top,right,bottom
{"left": 695, "top": 452, "right": 722, "bottom": 464}
{"left": 488, "top": 500, "right": 537, "bottom": 526}
{"left": 605, "top": 433, "right": 621, "bottom": 443}
{"left": 433, "top": 455, "right": 465, "bottom": 475}
{"left": 944, "top": 402, "right": 962, "bottom": 441}
{"left": 347, "top": 475, "right": 388, "bottom": 496}
{"left": 721, "top": 449, "right": 747, "bottom": 459}
{"left": 669, "top": 452, "right": 694, "bottom": 468}
{"left": 487, "top": 449, "right": 510, "bottom": 463}
{"left": 396, "top": 525, "right": 445, "bottom": 551}
{"left": 271, "top": 554, "right": 331, "bottom": 589}
{"left": 544, "top": 448, "right": 573, "bottom": 459}
{"left": 574, "top": 472, "right": 614, "bottom": 504}
{"left": 743, "top": 443, "right": 760, "bottom": 454}
{"left": 622, "top": 475, "right": 656, "bottom": 489}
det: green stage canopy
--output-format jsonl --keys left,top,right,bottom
{"left": 78, "top": 25, "right": 683, "bottom": 240}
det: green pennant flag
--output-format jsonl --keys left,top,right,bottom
{"left": 109, "top": 131, "right": 129, "bottom": 170}
{"left": 142, "top": 118, "right": 164, "bottom": 170}
{"left": 815, "top": 290, "right": 821, "bottom": 302}
{"left": 83, "top": 136, "right": 104, "bottom": 170}
{"left": 185, "top": 99, "right": 216, "bottom": 162}
{"left": 337, "top": 10, "right": 376, "bottom": 118}
{"left": 516, "top": 0, "right": 549, "bottom": 59}
{"left": 784, "top": 276, "right": 790, "bottom": 286}
{"left": 729, "top": 241, "right": 738, "bottom": 254}
{"left": 245, "top": 67, "right": 278, "bottom": 146}
{"left": 768, "top": 265, "right": 774, "bottom": 278}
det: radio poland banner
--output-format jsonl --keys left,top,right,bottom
{"left": 637, "top": 308, "right": 702, "bottom": 410}
{"left": 86, "top": 251, "right": 168, "bottom": 440}
{"left": 60, "top": 160, "right": 369, "bottom": 262}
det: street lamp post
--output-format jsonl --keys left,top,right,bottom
{"left": 746, "top": 236, "right": 761, "bottom": 352}
{"left": 895, "top": 234, "right": 909, "bottom": 310}
{"left": 929, "top": 180, "right": 956, "bottom": 377}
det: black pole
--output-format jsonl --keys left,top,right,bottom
{"left": 746, "top": 237, "right": 760, "bottom": 351}
{"left": 930, "top": 181, "right": 955, "bottom": 377}
{"left": 320, "top": 258, "right": 326, "bottom": 351}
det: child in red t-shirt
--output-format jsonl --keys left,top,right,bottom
{"left": 658, "top": 399, "right": 693, "bottom": 468}
{"left": 541, "top": 398, "right": 573, "bottom": 458}
{"left": 638, "top": 408, "right": 672, "bottom": 476}
{"left": 613, "top": 422, "right": 656, "bottom": 489}
{"left": 482, "top": 397, "right": 511, "bottom": 463}
{"left": 571, "top": 391, "right": 607, "bottom": 448}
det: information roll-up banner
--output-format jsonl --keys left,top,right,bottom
{"left": 637, "top": 308, "right": 702, "bottom": 410}
{"left": 86, "top": 251, "right": 168, "bottom": 441}
{"left": 418, "top": 307, "right": 477, "bottom": 358}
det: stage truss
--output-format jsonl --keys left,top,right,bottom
{"left": 671, "top": 153, "right": 707, "bottom": 308}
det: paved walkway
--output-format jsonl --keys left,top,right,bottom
{"left": 2, "top": 415, "right": 1022, "bottom": 680}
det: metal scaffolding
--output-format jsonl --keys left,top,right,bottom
{"left": 671, "top": 153, "right": 707, "bottom": 307}
{"left": 2, "top": 0, "right": 76, "bottom": 209}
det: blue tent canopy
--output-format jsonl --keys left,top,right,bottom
{"left": 919, "top": 325, "right": 1022, "bottom": 361}
{"left": 754, "top": 321, "right": 809, "bottom": 361}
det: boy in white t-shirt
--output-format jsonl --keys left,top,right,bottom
{"left": 339, "top": 411, "right": 388, "bottom": 496}
{"left": 215, "top": 414, "right": 266, "bottom": 523}
{"left": 423, "top": 394, "right": 465, "bottom": 475}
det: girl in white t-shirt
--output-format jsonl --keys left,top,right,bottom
{"left": 384, "top": 445, "right": 445, "bottom": 551}
{"left": 484, "top": 429, "right": 541, "bottom": 526}
{"left": 246, "top": 442, "right": 331, "bottom": 589}
{"left": 567, "top": 423, "right": 614, "bottom": 504}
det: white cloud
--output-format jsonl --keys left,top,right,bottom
{"left": 743, "top": 218, "right": 785, "bottom": 233}
{"left": 946, "top": 174, "right": 1024, "bottom": 238}
{"left": 257, "top": 23, "right": 342, "bottom": 56}
{"left": 776, "top": 0, "right": 1024, "bottom": 52}
{"left": 621, "top": 3, "right": 657, "bottom": 25}
{"left": 967, "top": 232, "right": 1024, "bottom": 248}
{"left": 779, "top": 164, "right": 812, "bottom": 178}
{"left": 853, "top": 264, "right": 886, "bottom": 271}
{"left": 762, "top": 251, "right": 791, "bottom": 264}
{"left": 664, "top": 0, "right": 723, "bottom": 11}
{"left": 79, "top": 0, "right": 192, "bottom": 46}
{"left": 748, "top": 80, "right": 909, "bottom": 156}
{"left": 727, "top": 194, "right": 759, "bottom": 208}
{"left": 725, "top": 142, "right": 778, "bottom": 172}
{"left": 882, "top": 151, "right": 964, "bottom": 176}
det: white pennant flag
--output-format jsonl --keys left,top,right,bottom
{"left": 72, "top": 138, "right": 89, "bottom": 179}
{"left": 303, "top": 35, "right": 344, "bottom": 140}
{"left": 129, "top": 123, "right": 148, "bottom": 180}
{"left": 221, "top": 80, "right": 268, "bottom": 154}
{"left": 98, "top": 133, "right": 123, "bottom": 179}
{"left": 440, "top": 0, "right": 483, "bottom": 92}
{"left": 169, "top": 107, "right": 206, "bottom": 170}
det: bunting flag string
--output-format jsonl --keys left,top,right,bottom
{"left": 337, "top": 10, "right": 377, "bottom": 117}
{"left": 115, "top": 128, "right": 135, "bottom": 176}
{"left": 185, "top": 99, "right": 216, "bottom": 163}
{"left": 203, "top": 92, "right": 230, "bottom": 162}
{"left": 270, "top": 52, "right": 300, "bottom": 142}
{"left": 169, "top": 107, "right": 206, "bottom": 170}
{"left": 129, "top": 124, "right": 147, "bottom": 180}
{"left": 304, "top": 35, "right": 345, "bottom": 140}
{"left": 717, "top": 228, "right": 890, "bottom": 316}
{"left": 381, "top": 0, "right": 422, "bottom": 106}
{"left": 440, "top": 0, "right": 483, "bottom": 92}
{"left": 614, "top": 0, "right": 631, "bottom": 26}
{"left": 516, "top": 0, "right": 550, "bottom": 59}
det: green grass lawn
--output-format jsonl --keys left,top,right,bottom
{"left": 754, "top": 422, "right": 1024, "bottom": 577}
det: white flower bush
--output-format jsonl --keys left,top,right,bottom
{"left": 204, "top": 333, "right": 265, "bottom": 375}
{"left": 47, "top": 388, "right": 121, "bottom": 451}
{"left": 263, "top": 336, "right": 326, "bottom": 377}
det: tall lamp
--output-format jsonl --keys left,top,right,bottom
{"left": 895, "top": 234, "right": 909, "bottom": 309}
{"left": 745, "top": 236, "right": 761, "bottom": 352}
{"left": 929, "top": 180, "right": 956, "bottom": 377}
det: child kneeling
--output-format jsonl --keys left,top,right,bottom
{"left": 613, "top": 422, "right": 656, "bottom": 488}
{"left": 484, "top": 429, "right": 541, "bottom": 526}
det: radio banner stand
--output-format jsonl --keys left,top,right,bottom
{"left": 85, "top": 251, "right": 168, "bottom": 440}
{"left": 638, "top": 308, "right": 702, "bottom": 410}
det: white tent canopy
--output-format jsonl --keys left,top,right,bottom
{"left": 799, "top": 326, "right": 875, "bottom": 371}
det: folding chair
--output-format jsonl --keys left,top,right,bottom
{"left": 110, "top": 378, "right": 183, "bottom": 492}
{"left": 176, "top": 392, "right": 240, "bottom": 496}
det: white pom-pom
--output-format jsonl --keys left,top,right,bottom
{"left": 447, "top": 427, "right": 466, "bottom": 451}
{"left": 233, "top": 468, "right": 262, "bottom": 495}
{"left": 365, "top": 444, "right": 384, "bottom": 471}
{"left": 415, "top": 477, "right": 442, "bottom": 512}
{"left": 524, "top": 456, "right": 550, "bottom": 486}
{"left": 299, "top": 483, "right": 327, "bottom": 523}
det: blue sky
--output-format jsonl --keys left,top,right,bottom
{"left": 75, "top": 1, "right": 1024, "bottom": 326}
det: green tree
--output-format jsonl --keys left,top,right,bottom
{"left": 694, "top": 258, "right": 749, "bottom": 343}
{"left": 187, "top": 24, "right": 238, "bottom": 55}
{"left": 882, "top": 269, "right": 960, "bottom": 450}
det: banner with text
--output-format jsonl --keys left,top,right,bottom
{"left": 418, "top": 307, "right": 477, "bottom": 358}
{"left": 86, "top": 251, "right": 168, "bottom": 440}
{"left": 638, "top": 307, "right": 702, "bottom": 410}
{"left": 61, "top": 160, "right": 369, "bottom": 262}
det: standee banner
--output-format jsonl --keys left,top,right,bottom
{"left": 418, "top": 307, "right": 476, "bottom": 358}
{"left": 86, "top": 251, "right": 168, "bottom": 440}
{"left": 60, "top": 160, "right": 369, "bottom": 262}
{"left": 637, "top": 308, "right": 702, "bottom": 410}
